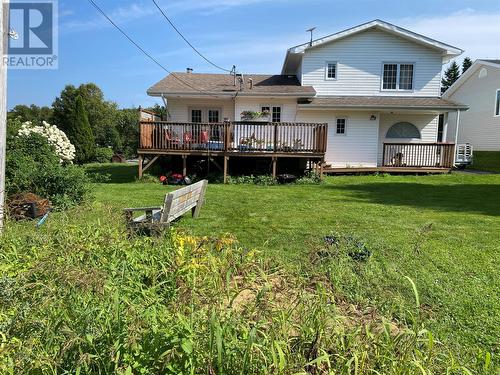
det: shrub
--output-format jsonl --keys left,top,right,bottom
{"left": 295, "top": 171, "right": 322, "bottom": 184}
{"left": 6, "top": 132, "right": 90, "bottom": 209}
{"left": 227, "top": 174, "right": 277, "bottom": 185}
{"left": 18, "top": 121, "right": 75, "bottom": 163}
{"left": 93, "top": 147, "right": 114, "bottom": 163}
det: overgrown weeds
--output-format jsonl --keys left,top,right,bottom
{"left": 0, "top": 216, "right": 492, "bottom": 374}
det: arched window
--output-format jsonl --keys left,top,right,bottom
{"left": 386, "top": 122, "right": 421, "bottom": 139}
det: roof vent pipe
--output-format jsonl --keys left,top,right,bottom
{"left": 186, "top": 67, "right": 193, "bottom": 74}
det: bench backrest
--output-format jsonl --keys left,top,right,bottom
{"left": 160, "top": 180, "right": 208, "bottom": 223}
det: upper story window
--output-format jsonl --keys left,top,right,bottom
{"left": 495, "top": 90, "right": 500, "bottom": 116}
{"left": 382, "top": 63, "right": 414, "bottom": 91}
{"left": 325, "top": 62, "right": 337, "bottom": 80}
{"left": 336, "top": 118, "right": 346, "bottom": 135}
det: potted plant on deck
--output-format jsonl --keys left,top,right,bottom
{"left": 240, "top": 110, "right": 270, "bottom": 122}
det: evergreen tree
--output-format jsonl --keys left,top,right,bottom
{"left": 462, "top": 57, "right": 473, "bottom": 74}
{"left": 52, "top": 83, "right": 119, "bottom": 150}
{"left": 67, "top": 96, "right": 95, "bottom": 164}
{"left": 441, "top": 61, "right": 460, "bottom": 93}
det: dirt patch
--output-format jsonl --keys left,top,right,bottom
{"left": 225, "top": 272, "right": 404, "bottom": 336}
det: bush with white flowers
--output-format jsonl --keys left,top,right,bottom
{"left": 18, "top": 121, "right": 76, "bottom": 163}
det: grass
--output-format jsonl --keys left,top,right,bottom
{"left": 1, "top": 163, "right": 499, "bottom": 373}
{"left": 468, "top": 151, "right": 500, "bottom": 173}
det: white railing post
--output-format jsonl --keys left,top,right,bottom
{"left": 452, "top": 109, "right": 461, "bottom": 166}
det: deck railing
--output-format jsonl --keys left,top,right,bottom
{"left": 139, "top": 121, "right": 328, "bottom": 154}
{"left": 382, "top": 143, "right": 455, "bottom": 168}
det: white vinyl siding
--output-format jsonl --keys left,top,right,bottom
{"left": 445, "top": 65, "right": 500, "bottom": 151}
{"left": 234, "top": 97, "right": 297, "bottom": 122}
{"left": 165, "top": 98, "right": 234, "bottom": 122}
{"left": 301, "top": 29, "right": 442, "bottom": 96}
{"left": 296, "top": 110, "right": 379, "bottom": 167}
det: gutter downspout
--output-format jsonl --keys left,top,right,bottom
{"left": 452, "top": 109, "right": 461, "bottom": 166}
{"left": 161, "top": 94, "right": 170, "bottom": 121}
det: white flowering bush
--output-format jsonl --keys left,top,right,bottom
{"left": 18, "top": 121, "right": 76, "bottom": 163}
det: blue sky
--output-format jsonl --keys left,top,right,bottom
{"left": 7, "top": 0, "right": 500, "bottom": 109}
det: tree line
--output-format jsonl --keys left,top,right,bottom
{"left": 8, "top": 83, "right": 166, "bottom": 163}
{"left": 441, "top": 57, "right": 473, "bottom": 93}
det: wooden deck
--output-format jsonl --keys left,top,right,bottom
{"left": 323, "top": 166, "right": 452, "bottom": 175}
{"left": 138, "top": 120, "right": 329, "bottom": 182}
{"left": 136, "top": 115, "right": 457, "bottom": 180}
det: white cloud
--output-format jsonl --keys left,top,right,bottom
{"left": 397, "top": 9, "right": 500, "bottom": 63}
{"left": 62, "top": 2, "right": 155, "bottom": 33}
{"left": 62, "top": 0, "right": 283, "bottom": 33}
{"left": 161, "top": 0, "right": 285, "bottom": 15}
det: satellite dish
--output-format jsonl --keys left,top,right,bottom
{"left": 8, "top": 28, "right": 19, "bottom": 40}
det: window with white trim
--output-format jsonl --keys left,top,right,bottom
{"left": 261, "top": 106, "right": 281, "bottom": 122}
{"left": 495, "top": 89, "right": 500, "bottom": 116}
{"left": 190, "top": 108, "right": 221, "bottom": 123}
{"left": 272, "top": 106, "right": 281, "bottom": 122}
{"left": 325, "top": 62, "right": 337, "bottom": 80}
{"left": 382, "top": 63, "right": 414, "bottom": 90}
{"left": 336, "top": 118, "right": 346, "bottom": 135}
{"left": 191, "top": 109, "right": 202, "bottom": 123}
{"left": 208, "top": 109, "right": 219, "bottom": 123}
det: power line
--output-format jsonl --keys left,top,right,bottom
{"left": 151, "top": 0, "right": 233, "bottom": 73}
{"left": 87, "top": 0, "right": 220, "bottom": 97}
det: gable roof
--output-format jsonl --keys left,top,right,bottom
{"left": 148, "top": 73, "right": 316, "bottom": 97}
{"left": 480, "top": 59, "right": 500, "bottom": 65}
{"left": 443, "top": 59, "right": 500, "bottom": 98}
{"left": 282, "top": 19, "right": 463, "bottom": 74}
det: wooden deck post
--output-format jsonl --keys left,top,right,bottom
{"left": 223, "top": 156, "right": 229, "bottom": 184}
{"left": 182, "top": 155, "right": 187, "bottom": 176}
{"left": 272, "top": 157, "right": 277, "bottom": 178}
{"left": 320, "top": 158, "right": 324, "bottom": 180}
{"left": 138, "top": 155, "right": 143, "bottom": 179}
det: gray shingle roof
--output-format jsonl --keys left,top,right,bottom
{"left": 479, "top": 59, "right": 500, "bottom": 65}
{"left": 298, "top": 96, "right": 468, "bottom": 110}
{"left": 148, "top": 73, "right": 316, "bottom": 96}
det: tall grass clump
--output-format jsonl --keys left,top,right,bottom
{"left": 0, "top": 213, "right": 490, "bottom": 374}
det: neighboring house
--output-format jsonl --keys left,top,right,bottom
{"left": 141, "top": 19, "right": 468, "bottom": 178}
{"left": 443, "top": 59, "right": 500, "bottom": 151}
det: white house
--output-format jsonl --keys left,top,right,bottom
{"left": 141, "top": 20, "right": 468, "bottom": 178}
{"left": 443, "top": 59, "right": 500, "bottom": 151}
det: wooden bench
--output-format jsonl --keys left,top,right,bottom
{"left": 124, "top": 180, "right": 208, "bottom": 232}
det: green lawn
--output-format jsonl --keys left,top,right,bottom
{"left": 469, "top": 151, "right": 500, "bottom": 173}
{"left": 4, "top": 164, "right": 499, "bottom": 372}
{"left": 86, "top": 165, "right": 500, "bottom": 358}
